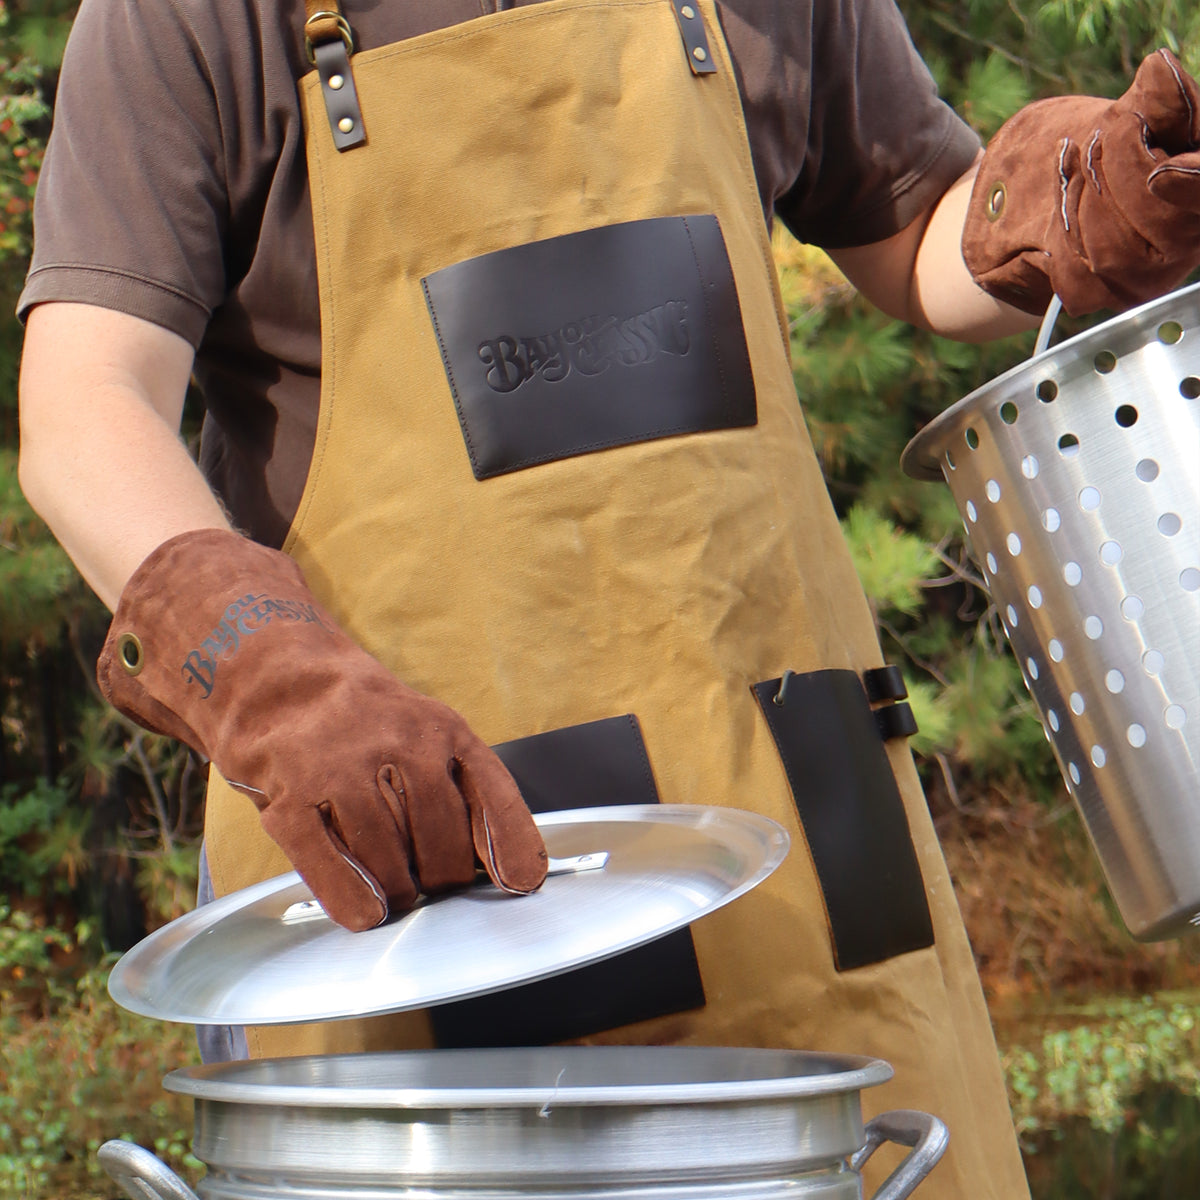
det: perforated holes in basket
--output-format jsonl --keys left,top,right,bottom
{"left": 1159, "top": 512, "right": 1183, "bottom": 537}
{"left": 1115, "top": 404, "right": 1138, "bottom": 427}
{"left": 1121, "top": 595, "right": 1144, "bottom": 621}
{"left": 1059, "top": 433, "right": 1081, "bottom": 458}
{"left": 1100, "top": 540, "right": 1123, "bottom": 566}
{"left": 1182, "top": 568, "right": 1200, "bottom": 592}
{"left": 1043, "top": 508, "right": 1061, "bottom": 533}
{"left": 1063, "top": 561, "right": 1083, "bottom": 587}
{"left": 1079, "top": 486, "right": 1101, "bottom": 512}
{"left": 1166, "top": 705, "right": 1188, "bottom": 731}
{"left": 1022, "top": 455, "right": 1039, "bottom": 479}
{"left": 1137, "top": 458, "right": 1160, "bottom": 482}
{"left": 1181, "top": 376, "right": 1200, "bottom": 399}
{"left": 1007, "top": 532, "right": 1022, "bottom": 556}
{"left": 1084, "top": 615, "right": 1104, "bottom": 640}
{"left": 1000, "top": 402, "right": 1019, "bottom": 425}
{"left": 1037, "top": 379, "right": 1058, "bottom": 403}
{"left": 1144, "top": 649, "right": 1165, "bottom": 676}
{"left": 1094, "top": 349, "right": 1118, "bottom": 374}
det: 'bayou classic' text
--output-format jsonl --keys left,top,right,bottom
{"left": 476, "top": 301, "right": 690, "bottom": 394}
{"left": 181, "top": 593, "right": 329, "bottom": 698}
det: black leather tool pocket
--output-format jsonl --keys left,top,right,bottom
{"left": 752, "top": 669, "right": 934, "bottom": 971}
{"left": 422, "top": 215, "right": 756, "bottom": 479}
{"left": 428, "top": 714, "right": 706, "bottom": 1048}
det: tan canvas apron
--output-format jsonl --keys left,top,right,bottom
{"left": 202, "top": 2, "right": 1029, "bottom": 1196}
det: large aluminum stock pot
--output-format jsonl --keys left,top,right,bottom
{"left": 99, "top": 1046, "right": 948, "bottom": 1200}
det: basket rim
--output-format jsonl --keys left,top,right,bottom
{"left": 901, "top": 279, "right": 1200, "bottom": 482}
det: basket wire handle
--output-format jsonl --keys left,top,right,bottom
{"left": 1033, "top": 294, "right": 1065, "bottom": 358}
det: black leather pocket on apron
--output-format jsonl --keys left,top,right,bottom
{"left": 752, "top": 670, "right": 934, "bottom": 972}
{"left": 422, "top": 215, "right": 756, "bottom": 479}
{"left": 428, "top": 714, "right": 706, "bottom": 1048}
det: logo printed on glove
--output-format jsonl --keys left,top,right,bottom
{"left": 476, "top": 300, "right": 691, "bottom": 394}
{"left": 181, "top": 593, "right": 330, "bottom": 698}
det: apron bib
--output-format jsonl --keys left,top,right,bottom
{"left": 203, "top": 3, "right": 1029, "bottom": 1196}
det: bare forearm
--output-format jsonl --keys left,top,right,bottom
{"left": 829, "top": 157, "right": 1040, "bottom": 343}
{"left": 19, "top": 303, "right": 232, "bottom": 611}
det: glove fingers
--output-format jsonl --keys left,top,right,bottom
{"left": 258, "top": 801, "right": 400, "bottom": 932}
{"left": 384, "top": 760, "right": 477, "bottom": 895}
{"left": 1124, "top": 49, "right": 1200, "bottom": 149}
{"left": 330, "top": 765, "right": 432, "bottom": 914}
{"left": 456, "top": 746, "right": 548, "bottom": 894}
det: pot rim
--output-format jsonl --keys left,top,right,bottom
{"left": 162, "top": 1046, "right": 894, "bottom": 1109}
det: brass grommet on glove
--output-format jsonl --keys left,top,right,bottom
{"left": 116, "top": 632, "right": 144, "bottom": 676}
{"left": 985, "top": 181, "right": 1007, "bottom": 222}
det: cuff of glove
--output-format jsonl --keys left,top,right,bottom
{"left": 962, "top": 96, "right": 1126, "bottom": 317}
{"left": 964, "top": 52, "right": 1200, "bottom": 318}
{"left": 97, "top": 527, "right": 312, "bottom": 753}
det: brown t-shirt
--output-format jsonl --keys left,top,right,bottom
{"left": 20, "top": 0, "right": 979, "bottom": 547}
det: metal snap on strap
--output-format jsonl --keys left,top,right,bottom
{"left": 117, "top": 633, "right": 144, "bottom": 676}
{"left": 985, "top": 180, "right": 1007, "bottom": 221}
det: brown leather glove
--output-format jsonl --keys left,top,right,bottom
{"left": 98, "top": 528, "right": 548, "bottom": 931}
{"left": 963, "top": 48, "right": 1200, "bottom": 316}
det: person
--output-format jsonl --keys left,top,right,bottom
{"left": 16, "top": 1, "right": 1200, "bottom": 1197}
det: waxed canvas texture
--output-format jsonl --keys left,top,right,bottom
{"left": 200, "top": 4, "right": 1029, "bottom": 1197}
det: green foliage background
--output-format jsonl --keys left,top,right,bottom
{"left": 2, "top": 0, "right": 1200, "bottom": 1195}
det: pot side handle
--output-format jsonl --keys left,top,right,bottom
{"left": 850, "top": 1109, "right": 950, "bottom": 1200}
{"left": 98, "top": 1140, "right": 201, "bottom": 1200}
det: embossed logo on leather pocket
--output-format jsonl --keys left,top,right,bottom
{"left": 423, "top": 215, "right": 756, "bottom": 479}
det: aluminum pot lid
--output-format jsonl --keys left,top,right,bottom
{"left": 108, "top": 804, "right": 789, "bottom": 1026}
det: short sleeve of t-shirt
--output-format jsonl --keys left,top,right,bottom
{"left": 724, "top": 0, "right": 981, "bottom": 247}
{"left": 21, "top": 0, "right": 980, "bottom": 341}
{"left": 20, "top": 0, "right": 233, "bottom": 346}
{"left": 18, "top": 0, "right": 980, "bottom": 543}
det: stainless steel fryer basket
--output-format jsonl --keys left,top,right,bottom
{"left": 903, "top": 283, "right": 1200, "bottom": 941}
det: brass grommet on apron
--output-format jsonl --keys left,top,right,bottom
{"left": 116, "top": 632, "right": 144, "bottom": 676}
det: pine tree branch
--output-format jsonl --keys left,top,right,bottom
{"left": 924, "top": 6, "right": 1066, "bottom": 85}
{"left": 128, "top": 730, "right": 175, "bottom": 855}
